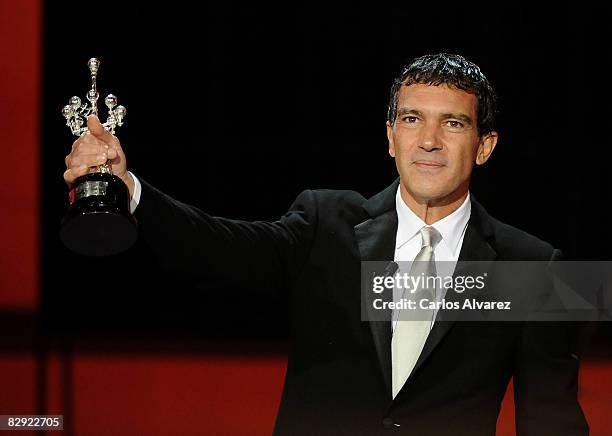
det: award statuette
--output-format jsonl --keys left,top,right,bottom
{"left": 60, "top": 58, "right": 137, "bottom": 256}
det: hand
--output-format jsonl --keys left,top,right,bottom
{"left": 63, "top": 115, "right": 134, "bottom": 197}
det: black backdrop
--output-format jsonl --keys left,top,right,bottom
{"left": 41, "top": 2, "right": 611, "bottom": 348}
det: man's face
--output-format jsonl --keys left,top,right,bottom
{"left": 387, "top": 83, "right": 497, "bottom": 206}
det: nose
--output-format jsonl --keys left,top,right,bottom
{"left": 418, "top": 122, "right": 442, "bottom": 152}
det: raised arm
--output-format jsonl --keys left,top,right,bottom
{"left": 133, "top": 176, "right": 318, "bottom": 291}
{"left": 64, "top": 116, "right": 318, "bottom": 292}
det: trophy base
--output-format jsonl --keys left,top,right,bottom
{"left": 60, "top": 172, "right": 137, "bottom": 256}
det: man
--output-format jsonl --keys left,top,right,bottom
{"left": 64, "top": 53, "right": 588, "bottom": 435}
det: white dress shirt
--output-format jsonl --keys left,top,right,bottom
{"left": 393, "top": 186, "right": 471, "bottom": 332}
{"left": 128, "top": 171, "right": 142, "bottom": 214}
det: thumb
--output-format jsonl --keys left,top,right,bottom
{"left": 87, "top": 115, "right": 114, "bottom": 144}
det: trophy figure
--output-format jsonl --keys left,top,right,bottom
{"left": 60, "top": 58, "right": 137, "bottom": 256}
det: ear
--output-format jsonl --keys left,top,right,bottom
{"left": 475, "top": 131, "right": 498, "bottom": 165}
{"left": 386, "top": 121, "right": 396, "bottom": 158}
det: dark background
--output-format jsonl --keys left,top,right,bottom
{"left": 42, "top": 3, "right": 611, "bottom": 348}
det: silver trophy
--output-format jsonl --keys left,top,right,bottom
{"left": 60, "top": 58, "right": 137, "bottom": 256}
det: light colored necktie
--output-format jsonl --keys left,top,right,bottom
{"left": 391, "top": 226, "right": 441, "bottom": 399}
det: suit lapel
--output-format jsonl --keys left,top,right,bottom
{"left": 456, "top": 200, "right": 497, "bottom": 263}
{"left": 405, "top": 207, "right": 497, "bottom": 386}
{"left": 354, "top": 178, "right": 399, "bottom": 398}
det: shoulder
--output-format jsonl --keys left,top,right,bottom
{"left": 289, "top": 188, "right": 365, "bottom": 209}
{"left": 472, "top": 200, "right": 559, "bottom": 260}
{"left": 288, "top": 188, "right": 368, "bottom": 225}
{"left": 311, "top": 188, "right": 366, "bottom": 210}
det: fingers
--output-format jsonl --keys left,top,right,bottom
{"left": 67, "top": 143, "right": 117, "bottom": 162}
{"left": 64, "top": 116, "right": 125, "bottom": 187}
{"left": 87, "top": 115, "right": 117, "bottom": 146}
{"left": 64, "top": 133, "right": 120, "bottom": 187}
{"left": 63, "top": 149, "right": 118, "bottom": 185}
{"left": 71, "top": 131, "right": 108, "bottom": 152}
{"left": 67, "top": 132, "right": 119, "bottom": 163}
{"left": 63, "top": 166, "right": 89, "bottom": 185}
{"left": 67, "top": 152, "right": 109, "bottom": 169}
{"left": 105, "top": 147, "right": 117, "bottom": 159}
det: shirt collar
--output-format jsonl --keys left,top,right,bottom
{"left": 395, "top": 186, "right": 471, "bottom": 256}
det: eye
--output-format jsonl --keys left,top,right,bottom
{"left": 401, "top": 116, "right": 419, "bottom": 123}
{"left": 445, "top": 120, "right": 464, "bottom": 129}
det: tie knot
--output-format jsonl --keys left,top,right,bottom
{"left": 420, "top": 226, "right": 441, "bottom": 249}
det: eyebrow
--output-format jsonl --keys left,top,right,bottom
{"left": 396, "top": 107, "right": 474, "bottom": 125}
{"left": 440, "top": 112, "right": 473, "bottom": 125}
{"left": 396, "top": 108, "right": 423, "bottom": 118}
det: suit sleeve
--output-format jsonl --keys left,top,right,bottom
{"left": 513, "top": 248, "right": 589, "bottom": 435}
{"left": 132, "top": 175, "right": 318, "bottom": 293}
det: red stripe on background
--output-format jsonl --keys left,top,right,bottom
{"left": 71, "top": 355, "right": 287, "bottom": 436}
{"left": 0, "top": 0, "right": 40, "bottom": 308}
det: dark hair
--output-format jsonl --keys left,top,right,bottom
{"left": 387, "top": 53, "right": 497, "bottom": 136}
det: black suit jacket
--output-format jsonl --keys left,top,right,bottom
{"left": 134, "top": 176, "right": 588, "bottom": 435}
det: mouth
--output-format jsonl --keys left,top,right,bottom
{"left": 412, "top": 160, "right": 445, "bottom": 169}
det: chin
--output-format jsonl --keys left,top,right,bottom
{"left": 405, "top": 186, "right": 447, "bottom": 203}
{"left": 405, "top": 180, "right": 465, "bottom": 204}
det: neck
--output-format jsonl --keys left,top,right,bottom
{"left": 400, "top": 183, "right": 469, "bottom": 225}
